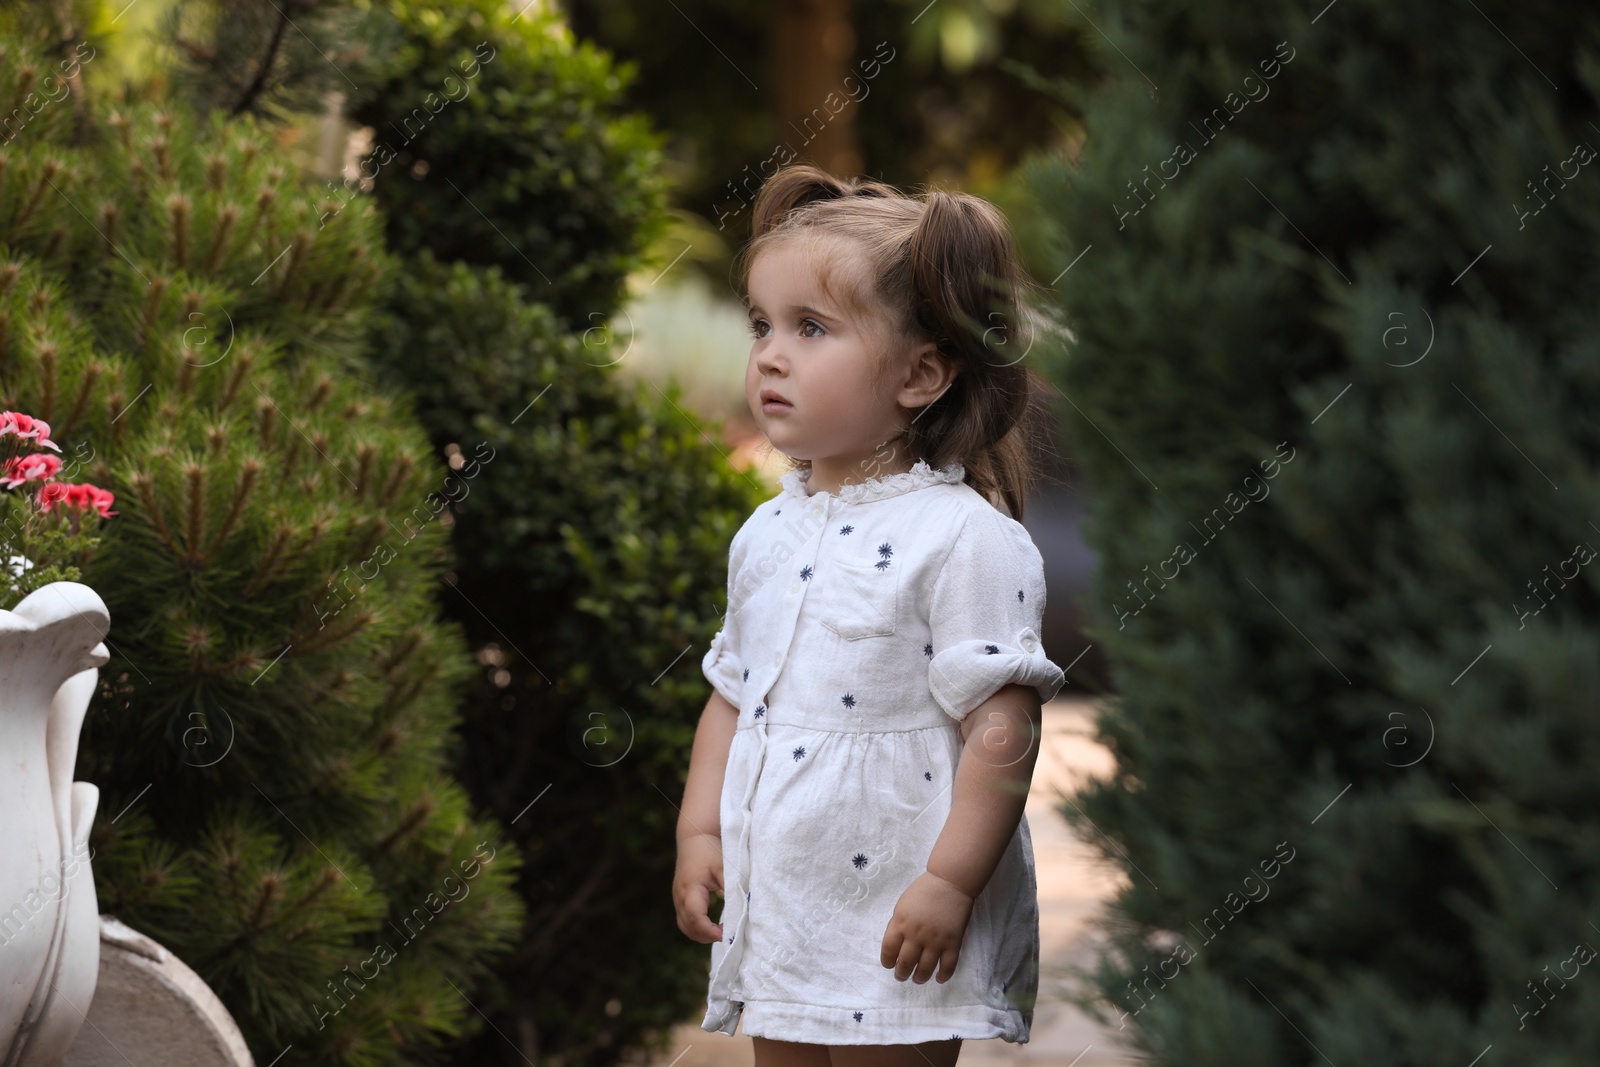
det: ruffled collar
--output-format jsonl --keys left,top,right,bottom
{"left": 778, "top": 458, "right": 966, "bottom": 505}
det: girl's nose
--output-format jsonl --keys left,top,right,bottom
{"left": 754, "top": 344, "right": 787, "bottom": 375}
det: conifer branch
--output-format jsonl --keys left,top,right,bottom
{"left": 378, "top": 454, "right": 414, "bottom": 508}
{"left": 204, "top": 153, "right": 226, "bottom": 192}
{"left": 255, "top": 395, "right": 276, "bottom": 449}
{"left": 168, "top": 193, "right": 190, "bottom": 270}
{"left": 236, "top": 186, "right": 273, "bottom": 254}
{"left": 137, "top": 275, "right": 168, "bottom": 358}
{"left": 5, "top": 62, "right": 35, "bottom": 123}
{"left": 275, "top": 231, "right": 310, "bottom": 301}
{"left": 353, "top": 443, "right": 374, "bottom": 498}
{"left": 287, "top": 608, "right": 373, "bottom": 656}
{"left": 369, "top": 796, "right": 436, "bottom": 856}
{"left": 199, "top": 459, "right": 259, "bottom": 561}
{"left": 183, "top": 461, "right": 206, "bottom": 560}
{"left": 230, "top": 6, "right": 292, "bottom": 118}
{"left": 205, "top": 203, "right": 237, "bottom": 274}
{"left": 3, "top": 160, "right": 61, "bottom": 244}
{"left": 60, "top": 361, "right": 101, "bottom": 437}
{"left": 217, "top": 348, "right": 254, "bottom": 413}
{"left": 129, "top": 471, "right": 185, "bottom": 558}
{"left": 379, "top": 628, "right": 424, "bottom": 678}
{"left": 386, "top": 672, "right": 425, "bottom": 714}
{"left": 97, "top": 202, "right": 118, "bottom": 251}
{"left": 241, "top": 519, "right": 299, "bottom": 598}
{"left": 37, "top": 339, "right": 56, "bottom": 421}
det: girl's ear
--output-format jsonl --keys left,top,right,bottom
{"left": 896, "top": 340, "right": 958, "bottom": 409}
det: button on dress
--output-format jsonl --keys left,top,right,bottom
{"left": 699, "top": 458, "right": 1067, "bottom": 1046}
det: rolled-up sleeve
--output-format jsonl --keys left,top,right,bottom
{"left": 926, "top": 504, "right": 1066, "bottom": 723}
{"left": 702, "top": 521, "right": 751, "bottom": 708}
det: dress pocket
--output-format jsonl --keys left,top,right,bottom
{"left": 819, "top": 553, "right": 901, "bottom": 640}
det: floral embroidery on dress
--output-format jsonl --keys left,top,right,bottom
{"left": 985, "top": 644, "right": 1000, "bottom": 654}
{"left": 754, "top": 704, "right": 765, "bottom": 718}
{"left": 852, "top": 1012, "right": 864, "bottom": 1022}
{"left": 1017, "top": 589, "right": 1025, "bottom": 602}
{"left": 839, "top": 524, "right": 853, "bottom": 535}
{"left": 923, "top": 643, "right": 933, "bottom": 658}
{"left": 841, "top": 693, "right": 856, "bottom": 709}
{"left": 800, "top": 564, "right": 813, "bottom": 581}
{"left": 792, "top": 745, "right": 806, "bottom": 761}
{"left": 852, "top": 852, "right": 868, "bottom": 869}
{"left": 924, "top": 771, "right": 933, "bottom": 781}
{"left": 875, "top": 542, "right": 893, "bottom": 571}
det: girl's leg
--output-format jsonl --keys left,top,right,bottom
{"left": 752, "top": 1036, "right": 833, "bottom": 1067}
{"left": 830, "top": 1038, "right": 962, "bottom": 1067}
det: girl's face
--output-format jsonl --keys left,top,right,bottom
{"left": 745, "top": 238, "right": 922, "bottom": 491}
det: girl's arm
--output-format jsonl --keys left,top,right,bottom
{"left": 677, "top": 688, "right": 739, "bottom": 843}
{"left": 925, "top": 682, "right": 1042, "bottom": 899}
{"left": 880, "top": 682, "right": 1042, "bottom": 982}
{"left": 674, "top": 689, "right": 739, "bottom": 943}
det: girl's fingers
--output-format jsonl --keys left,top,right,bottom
{"left": 678, "top": 881, "right": 722, "bottom": 943}
{"left": 913, "top": 945, "right": 942, "bottom": 983}
{"left": 880, "top": 926, "right": 905, "bottom": 970}
{"left": 889, "top": 940, "right": 928, "bottom": 979}
{"left": 936, "top": 946, "right": 960, "bottom": 982}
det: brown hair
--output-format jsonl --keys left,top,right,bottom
{"left": 732, "top": 163, "right": 1059, "bottom": 521}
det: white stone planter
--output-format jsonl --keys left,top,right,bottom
{"left": 1, "top": 581, "right": 111, "bottom": 1067}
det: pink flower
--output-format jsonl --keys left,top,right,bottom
{"left": 2, "top": 452, "right": 63, "bottom": 489}
{"left": 38, "top": 481, "right": 116, "bottom": 518}
{"left": 0, "top": 411, "right": 62, "bottom": 453}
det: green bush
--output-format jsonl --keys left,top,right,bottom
{"left": 350, "top": 0, "right": 672, "bottom": 331}
{"left": 368, "top": 251, "right": 765, "bottom": 1065}
{"left": 1023, "top": 0, "right": 1600, "bottom": 1063}
{"left": 0, "top": 31, "right": 523, "bottom": 1065}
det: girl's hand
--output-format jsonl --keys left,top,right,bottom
{"left": 673, "top": 832, "right": 725, "bottom": 943}
{"left": 880, "top": 871, "right": 975, "bottom": 983}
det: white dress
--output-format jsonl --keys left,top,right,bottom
{"left": 699, "top": 458, "right": 1067, "bottom": 1046}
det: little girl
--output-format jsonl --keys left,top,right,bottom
{"left": 673, "top": 163, "right": 1067, "bottom": 1067}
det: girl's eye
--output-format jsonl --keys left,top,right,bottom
{"left": 746, "top": 318, "right": 825, "bottom": 339}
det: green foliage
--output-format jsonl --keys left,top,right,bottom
{"left": 348, "top": 0, "right": 672, "bottom": 331}
{"left": 1025, "top": 0, "right": 1600, "bottom": 1062}
{"left": 0, "top": 31, "right": 523, "bottom": 1065}
{"left": 157, "top": 0, "right": 387, "bottom": 123}
{"left": 368, "top": 251, "right": 767, "bottom": 1065}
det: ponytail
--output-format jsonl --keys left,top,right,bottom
{"left": 898, "top": 189, "right": 1055, "bottom": 519}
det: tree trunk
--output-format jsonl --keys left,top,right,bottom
{"left": 771, "top": 0, "right": 862, "bottom": 176}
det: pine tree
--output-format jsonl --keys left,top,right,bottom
{"left": 0, "top": 23, "right": 522, "bottom": 1066}
{"left": 1020, "top": 0, "right": 1600, "bottom": 1062}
